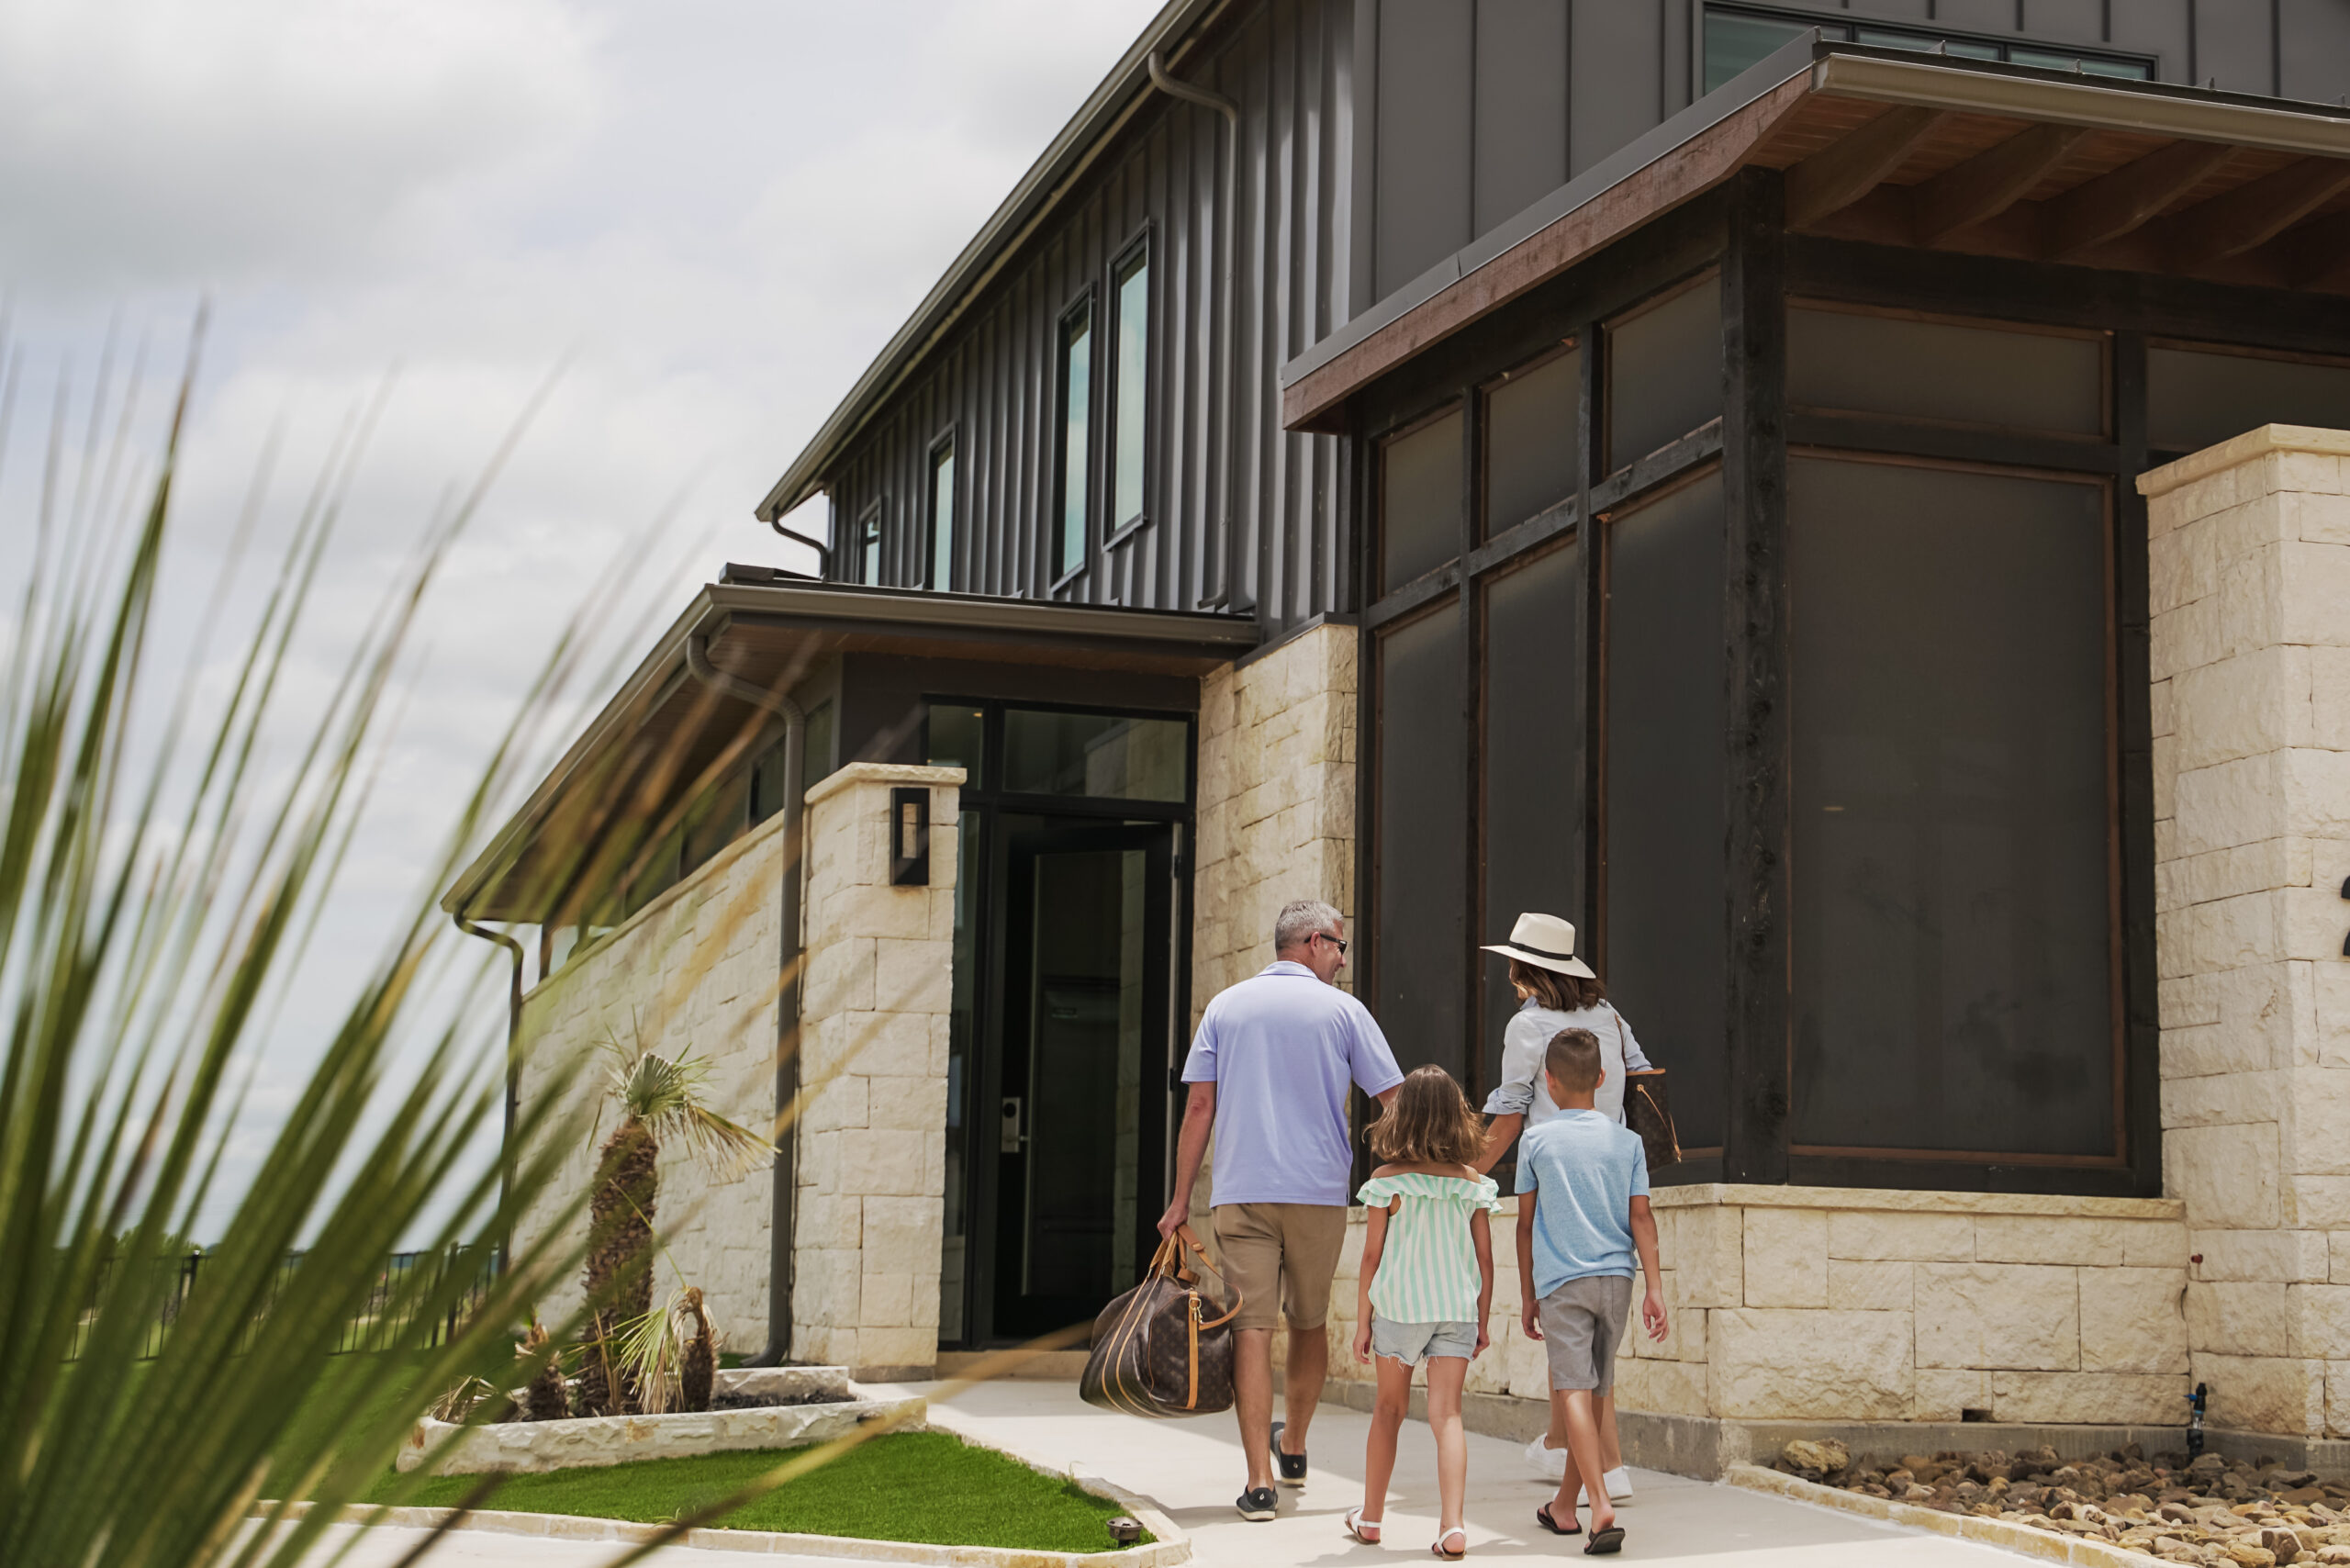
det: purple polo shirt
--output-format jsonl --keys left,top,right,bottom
{"left": 1181, "top": 960, "right": 1405, "bottom": 1206}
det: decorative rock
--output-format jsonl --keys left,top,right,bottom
{"left": 1784, "top": 1439, "right": 1850, "bottom": 1475}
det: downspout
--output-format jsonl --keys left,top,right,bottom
{"left": 1147, "top": 50, "right": 1243, "bottom": 611}
{"left": 684, "top": 633, "right": 806, "bottom": 1367}
{"left": 768, "top": 511, "right": 833, "bottom": 578}
{"left": 453, "top": 913, "right": 524, "bottom": 1267}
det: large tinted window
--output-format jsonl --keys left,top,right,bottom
{"left": 1376, "top": 603, "right": 1467, "bottom": 1075}
{"left": 1604, "top": 473, "right": 1725, "bottom": 1147}
{"left": 2147, "top": 345, "right": 2350, "bottom": 454}
{"left": 1788, "top": 307, "right": 2105, "bottom": 436}
{"left": 1484, "top": 347, "right": 1582, "bottom": 538}
{"left": 1787, "top": 457, "right": 2113, "bottom": 1157}
{"left": 1003, "top": 710, "right": 1186, "bottom": 801}
{"left": 1382, "top": 409, "right": 1463, "bottom": 594}
{"left": 1481, "top": 541, "right": 1581, "bottom": 1093}
{"left": 1606, "top": 280, "right": 1721, "bottom": 473}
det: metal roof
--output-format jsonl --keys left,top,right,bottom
{"left": 443, "top": 581, "right": 1256, "bottom": 921}
{"left": 754, "top": 0, "right": 1229, "bottom": 523}
{"left": 1279, "top": 36, "right": 2350, "bottom": 431}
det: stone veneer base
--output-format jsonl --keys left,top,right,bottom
{"left": 1328, "top": 1383, "right": 2350, "bottom": 1482}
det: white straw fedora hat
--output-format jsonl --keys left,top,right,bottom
{"left": 1482, "top": 912, "right": 1596, "bottom": 979}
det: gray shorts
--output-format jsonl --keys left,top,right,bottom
{"left": 1370, "top": 1316, "right": 1478, "bottom": 1366}
{"left": 1539, "top": 1274, "right": 1634, "bottom": 1394}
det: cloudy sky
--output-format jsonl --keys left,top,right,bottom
{"left": 2, "top": 0, "right": 1163, "bottom": 1239}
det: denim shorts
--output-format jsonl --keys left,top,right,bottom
{"left": 1369, "top": 1316, "right": 1479, "bottom": 1366}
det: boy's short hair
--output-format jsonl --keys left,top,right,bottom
{"left": 1544, "top": 1027, "right": 1603, "bottom": 1092}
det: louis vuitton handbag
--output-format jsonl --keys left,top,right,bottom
{"left": 1626, "top": 1068, "right": 1682, "bottom": 1170}
{"left": 1080, "top": 1225, "right": 1243, "bottom": 1418}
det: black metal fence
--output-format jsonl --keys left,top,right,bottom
{"left": 68, "top": 1246, "right": 501, "bottom": 1361}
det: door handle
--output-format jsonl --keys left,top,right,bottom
{"left": 1000, "top": 1095, "right": 1025, "bottom": 1154}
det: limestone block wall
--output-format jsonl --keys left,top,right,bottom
{"left": 510, "top": 811, "right": 786, "bottom": 1352}
{"left": 2142, "top": 426, "right": 2350, "bottom": 1439}
{"left": 1328, "top": 1186, "right": 2189, "bottom": 1427}
{"left": 1191, "top": 622, "right": 1358, "bottom": 1013}
{"left": 791, "top": 762, "right": 961, "bottom": 1380}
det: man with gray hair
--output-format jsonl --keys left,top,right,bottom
{"left": 1159, "top": 899, "right": 1404, "bottom": 1522}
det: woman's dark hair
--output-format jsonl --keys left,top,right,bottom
{"left": 1370, "top": 1065, "right": 1485, "bottom": 1167}
{"left": 1509, "top": 957, "right": 1606, "bottom": 1013}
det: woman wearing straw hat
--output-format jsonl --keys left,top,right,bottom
{"left": 1473, "top": 911, "right": 1651, "bottom": 1503}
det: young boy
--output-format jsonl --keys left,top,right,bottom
{"left": 1516, "top": 1028, "right": 1666, "bottom": 1555}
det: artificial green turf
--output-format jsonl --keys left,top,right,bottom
{"left": 364, "top": 1431, "right": 1148, "bottom": 1553}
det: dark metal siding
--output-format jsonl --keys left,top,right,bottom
{"left": 814, "top": 0, "right": 2335, "bottom": 637}
{"left": 1363, "top": 0, "right": 2332, "bottom": 309}
{"left": 824, "top": 0, "right": 1361, "bottom": 638}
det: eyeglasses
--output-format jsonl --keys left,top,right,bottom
{"left": 1311, "top": 932, "right": 1348, "bottom": 956}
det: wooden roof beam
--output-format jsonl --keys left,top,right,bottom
{"left": 1785, "top": 106, "right": 1946, "bottom": 230}
{"left": 2045, "top": 140, "right": 2237, "bottom": 259}
{"left": 1913, "top": 122, "right": 2092, "bottom": 244}
{"left": 2169, "top": 156, "right": 2350, "bottom": 269}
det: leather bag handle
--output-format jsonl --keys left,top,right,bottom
{"left": 1157, "top": 1224, "right": 1243, "bottom": 1329}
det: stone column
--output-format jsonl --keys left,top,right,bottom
{"left": 791, "top": 762, "right": 961, "bottom": 1380}
{"left": 1189, "top": 622, "right": 1358, "bottom": 1251}
{"left": 2141, "top": 425, "right": 2350, "bottom": 1442}
{"left": 1192, "top": 622, "right": 1359, "bottom": 1012}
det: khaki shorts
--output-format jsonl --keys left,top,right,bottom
{"left": 1212, "top": 1204, "right": 1348, "bottom": 1333}
{"left": 1539, "top": 1274, "right": 1634, "bottom": 1394}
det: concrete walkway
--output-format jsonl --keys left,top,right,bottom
{"left": 305, "top": 1379, "right": 2051, "bottom": 1566}
{"left": 901, "top": 1379, "right": 2045, "bottom": 1568}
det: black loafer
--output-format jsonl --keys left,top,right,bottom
{"left": 1271, "top": 1420, "right": 1307, "bottom": 1487}
{"left": 1237, "top": 1486, "right": 1279, "bottom": 1521}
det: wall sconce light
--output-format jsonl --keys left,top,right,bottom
{"left": 890, "top": 787, "right": 930, "bottom": 886}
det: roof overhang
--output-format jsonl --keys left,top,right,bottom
{"left": 755, "top": 0, "right": 1231, "bottom": 523}
{"left": 1280, "top": 38, "right": 2350, "bottom": 433}
{"left": 443, "top": 582, "right": 1256, "bottom": 921}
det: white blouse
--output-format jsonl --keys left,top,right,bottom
{"left": 1482, "top": 1000, "right": 1653, "bottom": 1126}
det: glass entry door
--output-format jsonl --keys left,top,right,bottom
{"left": 989, "top": 819, "right": 1173, "bottom": 1340}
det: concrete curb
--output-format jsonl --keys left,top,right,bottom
{"left": 1727, "top": 1463, "right": 2149, "bottom": 1567}
{"left": 268, "top": 1494, "right": 1187, "bottom": 1568}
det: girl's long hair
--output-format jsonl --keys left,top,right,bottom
{"left": 1509, "top": 957, "right": 1606, "bottom": 1013}
{"left": 1370, "top": 1065, "right": 1485, "bottom": 1167}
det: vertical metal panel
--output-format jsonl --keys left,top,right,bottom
{"left": 2281, "top": 0, "right": 2350, "bottom": 103}
{"left": 2109, "top": 3, "right": 2193, "bottom": 81}
{"left": 2020, "top": 0, "right": 2109, "bottom": 44}
{"left": 820, "top": 0, "right": 1354, "bottom": 640}
{"left": 1569, "top": 0, "right": 1664, "bottom": 177}
{"left": 1372, "top": 0, "right": 1472, "bottom": 298}
{"left": 2194, "top": 0, "right": 2277, "bottom": 92}
{"left": 1473, "top": 0, "right": 1570, "bottom": 240}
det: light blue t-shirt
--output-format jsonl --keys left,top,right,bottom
{"left": 1181, "top": 961, "right": 1405, "bottom": 1206}
{"left": 1515, "top": 1109, "right": 1650, "bottom": 1297}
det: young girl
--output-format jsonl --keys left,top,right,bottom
{"left": 1347, "top": 1065, "right": 1502, "bottom": 1560}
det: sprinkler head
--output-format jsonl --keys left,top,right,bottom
{"left": 1106, "top": 1517, "right": 1142, "bottom": 1546}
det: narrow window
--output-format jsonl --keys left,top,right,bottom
{"left": 856, "top": 503, "right": 882, "bottom": 586}
{"left": 929, "top": 437, "right": 956, "bottom": 590}
{"left": 1110, "top": 245, "right": 1149, "bottom": 535}
{"left": 1058, "top": 298, "right": 1094, "bottom": 581}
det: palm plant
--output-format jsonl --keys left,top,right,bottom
{"left": 0, "top": 325, "right": 633, "bottom": 1566}
{"left": 577, "top": 1035, "right": 771, "bottom": 1415}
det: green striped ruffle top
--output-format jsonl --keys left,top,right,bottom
{"left": 1358, "top": 1171, "right": 1503, "bottom": 1325}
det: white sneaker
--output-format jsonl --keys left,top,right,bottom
{"left": 1521, "top": 1438, "right": 1635, "bottom": 1504}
